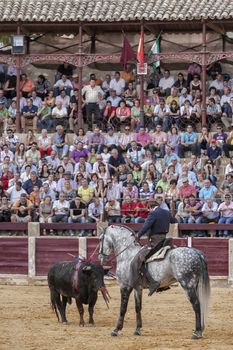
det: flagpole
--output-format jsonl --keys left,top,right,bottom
{"left": 140, "top": 22, "right": 144, "bottom": 127}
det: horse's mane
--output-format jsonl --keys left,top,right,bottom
{"left": 109, "top": 224, "right": 136, "bottom": 237}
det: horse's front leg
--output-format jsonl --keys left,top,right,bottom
{"left": 134, "top": 287, "right": 142, "bottom": 335}
{"left": 111, "top": 287, "right": 132, "bottom": 336}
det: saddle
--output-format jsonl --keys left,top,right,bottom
{"left": 145, "top": 238, "right": 173, "bottom": 261}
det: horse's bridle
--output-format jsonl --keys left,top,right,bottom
{"left": 99, "top": 225, "right": 139, "bottom": 262}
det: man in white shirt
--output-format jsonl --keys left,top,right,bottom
{"left": 127, "top": 140, "right": 145, "bottom": 167}
{"left": 7, "top": 181, "right": 27, "bottom": 204}
{"left": 105, "top": 127, "right": 119, "bottom": 150}
{"left": 51, "top": 192, "right": 70, "bottom": 223}
{"left": 82, "top": 79, "right": 104, "bottom": 128}
{"left": 196, "top": 198, "right": 219, "bottom": 224}
{"left": 55, "top": 90, "right": 70, "bottom": 109}
{"left": 159, "top": 70, "right": 175, "bottom": 97}
{"left": 220, "top": 87, "right": 233, "bottom": 106}
{"left": 38, "top": 129, "right": 52, "bottom": 158}
{"left": 218, "top": 194, "right": 233, "bottom": 236}
{"left": 52, "top": 102, "right": 68, "bottom": 128}
{"left": 54, "top": 74, "right": 73, "bottom": 96}
{"left": 109, "top": 71, "right": 125, "bottom": 96}
{"left": 209, "top": 73, "right": 224, "bottom": 95}
{"left": 153, "top": 99, "right": 170, "bottom": 131}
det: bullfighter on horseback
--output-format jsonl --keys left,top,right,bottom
{"left": 130, "top": 199, "right": 177, "bottom": 296}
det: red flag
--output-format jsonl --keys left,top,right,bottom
{"left": 120, "top": 36, "right": 135, "bottom": 67}
{"left": 137, "top": 31, "right": 144, "bottom": 65}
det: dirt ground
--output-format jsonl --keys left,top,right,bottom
{"left": 0, "top": 284, "right": 233, "bottom": 350}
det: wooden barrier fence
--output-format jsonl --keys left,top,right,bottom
{"left": 0, "top": 223, "right": 232, "bottom": 284}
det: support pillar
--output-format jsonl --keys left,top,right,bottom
{"left": 140, "top": 22, "right": 145, "bottom": 127}
{"left": 201, "top": 22, "right": 207, "bottom": 127}
{"left": 78, "top": 237, "right": 87, "bottom": 259}
{"left": 16, "top": 25, "right": 21, "bottom": 132}
{"left": 228, "top": 238, "right": 233, "bottom": 285}
{"left": 78, "top": 23, "right": 83, "bottom": 129}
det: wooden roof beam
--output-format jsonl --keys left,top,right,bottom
{"left": 206, "top": 22, "right": 226, "bottom": 36}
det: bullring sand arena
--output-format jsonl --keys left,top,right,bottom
{"left": 1, "top": 284, "right": 233, "bottom": 350}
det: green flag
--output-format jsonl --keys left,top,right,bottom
{"left": 148, "top": 37, "right": 160, "bottom": 72}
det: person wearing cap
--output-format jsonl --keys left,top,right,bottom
{"left": 179, "top": 88, "right": 192, "bottom": 107}
{"left": 130, "top": 199, "right": 177, "bottom": 296}
{"left": 178, "top": 177, "right": 196, "bottom": 200}
{"left": 207, "top": 138, "right": 222, "bottom": 170}
{"left": 11, "top": 193, "right": 33, "bottom": 223}
{"left": 218, "top": 194, "right": 233, "bottom": 237}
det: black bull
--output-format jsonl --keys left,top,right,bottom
{"left": 48, "top": 261, "right": 108, "bottom": 326}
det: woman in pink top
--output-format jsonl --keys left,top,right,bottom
{"left": 116, "top": 100, "right": 131, "bottom": 125}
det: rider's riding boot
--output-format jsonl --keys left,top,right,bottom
{"left": 141, "top": 265, "right": 160, "bottom": 296}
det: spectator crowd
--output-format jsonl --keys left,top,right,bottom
{"left": 0, "top": 61, "right": 233, "bottom": 237}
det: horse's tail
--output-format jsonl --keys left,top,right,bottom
{"left": 196, "top": 253, "right": 210, "bottom": 331}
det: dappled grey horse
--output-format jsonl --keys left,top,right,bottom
{"left": 99, "top": 225, "right": 210, "bottom": 339}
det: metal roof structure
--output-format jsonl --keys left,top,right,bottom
{"left": 0, "top": 0, "right": 232, "bottom": 23}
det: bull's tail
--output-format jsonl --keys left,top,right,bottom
{"left": 196, "top": 253, "right": 211, "bottom": 331}
{"left": 48, "top": 283, "right": 60, "bottom": 322}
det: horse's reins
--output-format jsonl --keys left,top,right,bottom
{"left": 100, "top": 226, "right": 139, "bottom": 263}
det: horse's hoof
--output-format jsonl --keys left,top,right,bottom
{"left": 111, "top": 330, "right": 118, "bottom": 336}
{"left": 62, "top": 321, "right": 68, "bottom": 326}
{"left": 79, "top": 322, "right": 85, "bottom": 327}
{"left": 134, "top": 329, "right": 141, "bottom": 336}
{"left": 191, "top": 331, "right": 202, "bottom": 339}
{"left": 88, "top": 323, "right": 95, "bottom": 327}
